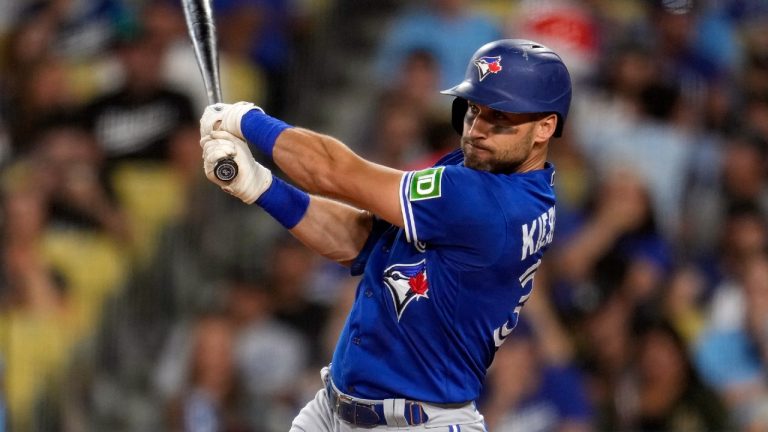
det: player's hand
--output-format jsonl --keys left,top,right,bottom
{"left": 201, "top": 130, "right": 272, "bottom": 204}
{"left": 200, "top": 101, "right": 263, "bottom": 140}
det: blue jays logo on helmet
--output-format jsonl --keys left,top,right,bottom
{"left": 383, "top": 260, "right": 429, "bottom": 320}
{"left": 474, "top": 56, "right": 503, "bottom": 81}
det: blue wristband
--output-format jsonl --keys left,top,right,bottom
{"left": 255, "top": 177, "right": 310, "bottom": 229}
{"left": 241, "top": 109, "right": 292, "bottom": 157}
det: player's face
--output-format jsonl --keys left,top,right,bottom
{"left": 460, "top": 103, "right": 544, "bottom": 173}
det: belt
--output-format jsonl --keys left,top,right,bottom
{"left": 325, "top": 380, "right": 429, "bottom": 427}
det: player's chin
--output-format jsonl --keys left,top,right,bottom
{"left": 464, "top": 151, "right": 522, "bottom": 173}
{"left": 463, "top": 143, "right": 491, "bottom": 166}
{"left": 463, "top": 153, "right": 494, "bottom": 172}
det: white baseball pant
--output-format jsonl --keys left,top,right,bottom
{"left": 290, "top": 367, "right": 487, "bottom": 431}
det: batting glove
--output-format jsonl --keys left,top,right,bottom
{"left": 201, "top": 130, "right": 272, "bottom": 204}
{"left": 200, "top": 101, "right": 263, "bottom": 141}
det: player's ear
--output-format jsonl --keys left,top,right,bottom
{"left": 534, "top": 114, "right": 558, "bottom": 142}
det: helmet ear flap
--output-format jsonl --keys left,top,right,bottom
{"left": 451, "top": 98, "right": 468, "bottom": 135}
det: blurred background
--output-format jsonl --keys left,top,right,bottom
{"left": 0, "top": 0, "right": 767, "bottom": 430}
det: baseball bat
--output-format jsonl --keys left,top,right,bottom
{"left": 181, "top": 0, "right": 238, "bottom": 182}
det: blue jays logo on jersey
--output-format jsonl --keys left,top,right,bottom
{"left": 383, "top": 260, "right": 429, "bottom": 320}
{"left": 474, "top": 56, "right": 502, "bottom": 81}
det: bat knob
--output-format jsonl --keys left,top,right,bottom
{"left": 214, "top": 158, "right": 238, "bottom": 182}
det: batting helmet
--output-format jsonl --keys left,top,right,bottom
{"left": 441, "top": 39, "right": 572, "bottom": 137}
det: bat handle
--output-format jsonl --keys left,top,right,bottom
{"left": 214, "top": 158, "right": 238, "bottom": 181}
{"left": 208, "top": 105, "right": 239, "bottom": 182}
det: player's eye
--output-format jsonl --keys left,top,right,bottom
{"left": 478, "top": 108, "right": 510, "bottom": 126}
{"left": 468, "top": 104, "right": 480, "bottom": 115}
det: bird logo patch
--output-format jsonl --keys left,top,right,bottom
{"left": 383, "top": 260, "right": 429, "bottom": 320}
{"left": 474, "top": 56, "right": 502, "bottom": 81}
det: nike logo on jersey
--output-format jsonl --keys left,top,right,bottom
{"left": 383, "top": 260, "right": 429, "bottom": 320}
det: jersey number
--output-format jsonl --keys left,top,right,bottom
{"left": 493, "top": 259, "right": 540, "bottom": 348}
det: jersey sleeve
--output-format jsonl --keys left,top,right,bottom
{"left": 399, "top": 166, "right": 507, "bottom": 264}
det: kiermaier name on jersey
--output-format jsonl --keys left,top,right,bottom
{"left": 521, "top": 206, "right": 555, "bottom": 261}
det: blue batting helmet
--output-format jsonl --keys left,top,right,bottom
{"left": 441, "top": 39, "right": 572, "bottom": 137}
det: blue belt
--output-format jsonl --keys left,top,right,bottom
{"left": 325, "top": 380, "right": 429, "bottom": 427}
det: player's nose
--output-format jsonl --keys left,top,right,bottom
{"left": 466, "top": 114, "right": 489, "bottom": 139}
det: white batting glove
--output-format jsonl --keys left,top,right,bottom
{"left": 201, "top": 130, "right": 272, "bottom": 204}
{"left": 200, "top": 101, "right": 263, "bottom": 140}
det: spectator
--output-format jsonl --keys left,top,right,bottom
{"left": 504, "top": 0, "right": 600, "bottom": 84}
{"left": 81, "top": 31, "right": 195, "bottom": 164}
{"left": 164, "top": 313, "right": 252, "bottom": 432}
{"left": 481, "top": 323, "right": 593, "bottom": 432}
{"left": 356, "top": 48, "right": 445, "bottom": 165}
{"left": 4, "top": 56, "right": 79, "bottom": 155}
{"left": 359, "top": 97, "right": 426, "bottom": 168}
{"left": 1, "top": 0, "right": 131, "bottom": 67}
{"left": 662, "top": 265, "right": 709, "bottom": 344}
{"left": 576, "top": 291, "right": 635, "bottom": 431}
{"left": 156, "top": 277, "right": 307, "bottom": 432}
{"left": 228, "top": 277, "right": 308, "bottom": 431}
{"left": 24, "top": 124, "right": 130, "bottom": 242}
{"left": 0, "top": 189, "right": 78, "bottom": 432}
{"left": 620, "top": 319, "right": 729, "bottom": 431}
{"left": 404, "top": 117, "right": 459, "bottom": 170}
{"left": 572, "top": 78, "right": 695, "bottom": 241}
{"left": 694, "top": 210, "right": 768, "bottom": 431}
{"left": 684, "top": 132, "right": 768, "bottom": 258}
{"left": 212, "top": 0, "right": 303, "bottom": 116}
{"left": 268, "top": 234, "right": 329, "bottom": 367}
{"left": 373, "top": 0, "right": 502, "bottom": 90}
{"left": 643, "top": 0, "right": 729, "bottom": 117}
{"left": 138, "top": 1, "right": 267, "bottom": 112}
{"left": 0, "top": 124, "right": 130, "bottom": 430}
{"left": 554, "top": 168, "right": 672, "bottom": 313}
{"left": 480, "top": 272, "right": 593, "bottom": 432}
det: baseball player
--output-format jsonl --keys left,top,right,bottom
{"left": 198, "top": 39, "right": 572, "bottom": 431}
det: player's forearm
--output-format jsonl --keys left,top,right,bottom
{"left": 236, "top": 109, "right": 354, "bottom": 197}
{"left": 272, "top": 128, "right": 364, "bottom": 201}
{"left": 200, "top": 128, "right": 373, "bottom": 264}
{"left": 290, "top": 196, "right": 373, "bottom": 265}
{"left": 230, "top": 106, "right": 404, "bottom": 226}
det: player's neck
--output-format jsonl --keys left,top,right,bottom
{"left": 516, "top": 146, "right": 548, "bottom": 173}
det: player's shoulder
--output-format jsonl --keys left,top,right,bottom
{"left": 403, "top": 160, "right": 556, "bottom": 204}
{"left": 453, "top": 163, "right": 557, "bottom": 224}
{"left": 437, "top": 162, "right": 556, "bottom": 194}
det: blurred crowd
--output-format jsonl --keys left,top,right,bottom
{"left": 0, "top": 0, "right": 767, "bottom": 431}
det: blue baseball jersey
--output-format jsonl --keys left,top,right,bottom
{"left": 330, "top": 150, "right": 557, "bottom": 403}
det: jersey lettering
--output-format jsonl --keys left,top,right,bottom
{"left": 521, "top": 205, "right": 556, "bottom": 261}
